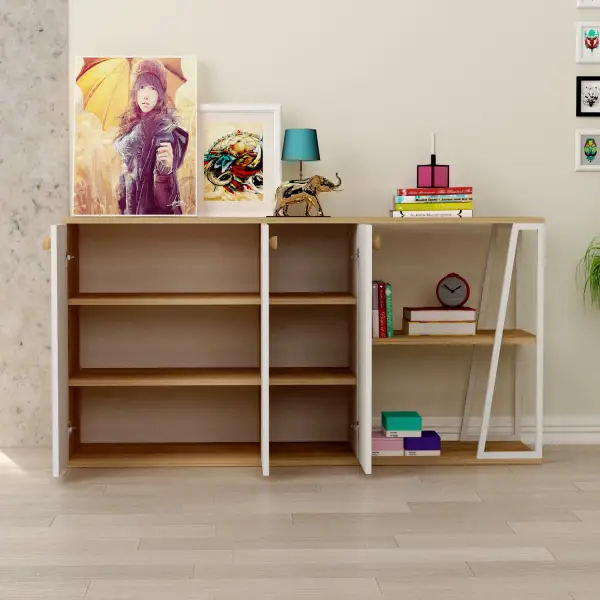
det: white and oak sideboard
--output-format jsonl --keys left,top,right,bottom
{"left": 49, "top": 216, "right": 545, "bottom": 477}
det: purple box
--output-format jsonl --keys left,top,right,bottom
{"left": 403, "top": 430, "right": 441, "bottom": 452}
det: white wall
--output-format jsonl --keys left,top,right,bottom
{"left": 70, "top": 0, "right": 600, "bottom": 423}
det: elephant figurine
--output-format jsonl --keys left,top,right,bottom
{"left": 273, "top": 173, "right": 342, "bottom": 217}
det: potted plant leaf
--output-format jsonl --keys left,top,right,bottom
{"left": 579, "top": 237, "right": 600, "bottom": 307}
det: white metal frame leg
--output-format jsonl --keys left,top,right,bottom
{"left": 477, "top": 223, "right": 545, "bottom": 461}
{"left": 460, "top": 225, "right": 499, "bottom": 441}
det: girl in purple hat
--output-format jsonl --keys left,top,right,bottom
{"left": 114, "top": 59, "right": 189, "bottom": 215}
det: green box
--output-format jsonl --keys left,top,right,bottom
{"left": 382, "top": 411, "right": 422, "bottom": 432}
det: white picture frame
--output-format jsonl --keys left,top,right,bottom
{"left": 575, "top": 129, "right": 600, "bottom": 171}
{"left": 577, "top": 0, "right": 600, "bottom": 7}
{"left": 576, "top": 22, "right": 600, "bottom": 62}
{"left": 198, "top": 103, "right": 282, "bottom": 217}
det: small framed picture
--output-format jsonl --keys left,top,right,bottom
{"left": 577, "top": 76, "right": 600, "bottom": 116}
{"left": 576, "top": 22, "right": 600, "bottom": 62}
{"left": 198, "top": 103, "right": 282, "bottom": 217}
{"left": 577, "top": 0, "right": 600, "bottom": 7}
{"left": 575, "top": 129, "right": 600, "bottom": 170}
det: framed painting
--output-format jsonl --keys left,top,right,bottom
{"left": 577, "top": 76, "right": 600, "bottom": 116}
{"left": 576, "top": 23, "right": 600, "bottom": 62}
{"left": 72, "top": 56, "right": 197, "bottom": 217}
{"left": 198, "top": 103, "right": 282, "bottom": 217}
{"left": 575, "top": 129, "right": 600, "bottom": 170}
{"left": 577, "top": 0, "right": 600, "bottom": 7}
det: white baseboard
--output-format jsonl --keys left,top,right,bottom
{"left": 371, "top": 416, "right": 600, "bottom": 445}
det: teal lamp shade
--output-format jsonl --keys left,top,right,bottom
{"left": 281, "top": 129, "right": 320, "bottom": 162}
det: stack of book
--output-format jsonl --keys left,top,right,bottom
{"left": 372, "top": 411, "right": 441, "bottom": 457}
{"left": 390, "top": 186, "right": 473, "bottom": 218}
{"left": 372, "top": 280, "right": 393, "bottom": 338}
{"left": 402, "top": 306, "right": 477, "bottom": 336}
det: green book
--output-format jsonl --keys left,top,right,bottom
{"left": 382, "top": 411, "right": 422, "bottom": 432}
{"left": 385, "top": 283, "right": 393, "bottom": 338}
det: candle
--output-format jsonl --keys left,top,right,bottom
{"left": 431, "top": 132, "right": 436, "bottom": 156}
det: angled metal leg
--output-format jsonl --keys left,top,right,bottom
{"left": 460, "top": 225, "right": 499, "bottom": 441}
{"left": 477, "top": 223, "right": 544, "bottom": 461}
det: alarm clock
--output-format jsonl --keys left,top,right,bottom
{"left": 436, "top": 272, "right": 470, "bottom": 308}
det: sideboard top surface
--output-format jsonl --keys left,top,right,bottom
{"left": 62, "top": 216, "right": 545, "bottom": 225}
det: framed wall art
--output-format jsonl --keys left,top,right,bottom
{"left": 72, "top": 56, "right": 197, "bottom": 217}
{"left": 577, "top": 76, "right": 600, "bottom": 116}
{"left": 577, "top": 0, "right": 600, "bottom": 7}
{"left": 198, "top": 103, "right": 282, "bottom": 217}
{"left": 575, "top": 129, "right": 600, "bottom": 171}
{"left": 576, "top": 23, "right": 600, "bottom": 62}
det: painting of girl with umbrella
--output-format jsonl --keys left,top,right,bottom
{"left": 73, "top": 57, "right": 197, "bottom": 216}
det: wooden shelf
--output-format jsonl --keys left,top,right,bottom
{"left": 270, "top": 293, "right": 356, "bottom": 306}
{"left": 69, "top": 443, "right": 261, "bottom": 468}
{"left": 67, "top": 441, "right": 538, "bottom": 469}
{"left": 373, "top": 329, "right": 536, "bottom": 346}
{"left": 69, "top": 293, "right": 260, "bottom": 306}
{"left": 69, "top": 368, "right": 261, "bottom": 387}
{"left": 64, "top": 216, "right": 545, "bottom": 225}
{"left": 270, "top": 442, "right": 358, "bottom": 467}
{"left": 270, "top": 367, "right": 356, "bottom": 386}
{"left": 373, "top": 441, "right": 540, "bottom": 465}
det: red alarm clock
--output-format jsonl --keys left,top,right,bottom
{"left": 436, "top": 273, "right": 470, "bottom": 308}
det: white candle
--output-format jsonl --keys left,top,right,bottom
{"left": 431, "top": 132, "right": 436, "bottom": 156}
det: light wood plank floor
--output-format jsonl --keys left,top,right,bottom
{"left": 1, "top": 446, "right": 599, "bottom": 599}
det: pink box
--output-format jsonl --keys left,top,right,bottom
{"left": 372, "top": 429, "right": 404, "bottom": 456}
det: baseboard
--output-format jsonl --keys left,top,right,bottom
{"left": 371, "top": 416, "right": 600, "bottom": 445}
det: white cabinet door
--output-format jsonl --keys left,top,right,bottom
{"left": 355, "top": 224, "right": 373, "bottom": 474}
{"left": 51, "top": 224, "right": 69, "bottom": 478}
{"left": 260, "top": 223, "right": 270, "bottom": 476}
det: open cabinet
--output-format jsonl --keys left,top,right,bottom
{"left": 51, "top": 219, "right": 373, "bottom": 476}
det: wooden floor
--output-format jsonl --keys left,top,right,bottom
{"left": 1, "top": 446, "right": 599, "bottom": 599}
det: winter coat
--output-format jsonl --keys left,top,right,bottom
{"left": 114, "top": 113, "right": 189, "bottom": 215}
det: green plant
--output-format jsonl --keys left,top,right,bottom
{"left": 579, "top": 237, "right": 600, "bottom": 308}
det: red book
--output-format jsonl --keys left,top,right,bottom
{"left": 397, "top": 187, "right": 473, "bottom": 196}
{"left": 378, "top": 281, "right": 387, "bottom": 338}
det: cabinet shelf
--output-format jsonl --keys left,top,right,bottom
{"left": 69, "top": 368, "right": 261, "bottom": 387}
{"left": 373, "top": 329, "right": 536, "bottom": 346}
{"left": 270, "top": 442, "right": 358, "bottom": 466}
{"left": 373, "top": 441, "right": 539, "bottom": 465}
{"left": 270, "top": 368, "right": 356, "bottom": 386}
{"left": 270, "top": 293, "right": 356, "bottom": 306}
{"left": 69, "top": 443, "right": 261, "bottom": 468}
{"left": 69, "top": 293, "right": 261, "bottom": 306}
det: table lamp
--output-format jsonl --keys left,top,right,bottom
{"left": 281, "top": 128, "right": 320, "bottom": 180}
{"left": 417, "top": 132, "right": 450, "bottom": 188}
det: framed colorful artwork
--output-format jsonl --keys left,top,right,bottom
{"left": 198, "top": 104, "right": 282, "bottom": 217}
{"left": 576, "top": 23, "right": 600, "bottom": 62}
{"left": 72, "top": 56, "right": 198, "bottom": 216}
{"left": 577, "top": 76, "right": 600, "bottom": 116}
{"left": 577, "top": 0, "right": 600, "bottom": 7}
{"left": 575, "top": 129, "right": 600, "bottom": 170}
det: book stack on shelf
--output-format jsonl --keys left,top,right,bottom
{"left": 402, "top": 306, "right": 477, "bottom": 336}
{"left": 372, "top": 280, "right": 393, "bottom": 338}
{"left": 390, "top": 186, "right": 473, "bottom": 218}
{"left": 372, "top": 411, "right": 441, "bottom": 457}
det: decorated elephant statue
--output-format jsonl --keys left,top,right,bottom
{"left": 273, "top": 173, "right": 342, "bottom": 217}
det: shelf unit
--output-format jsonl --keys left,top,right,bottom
{"left": 51, "top": 217, "right": 544, "bottom": 477}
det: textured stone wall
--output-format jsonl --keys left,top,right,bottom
{"left": 0, "top": 1, "right": 68, "bottom": 445}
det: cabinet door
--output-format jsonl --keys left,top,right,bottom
{"left": 355, "top": 224, "right": 373, "bottom": 474}
{"left": 260, "top": 223, "right": 270, "bottom": 476}
{"left": 51, "top": 224, "right": 69, "bottom": 478}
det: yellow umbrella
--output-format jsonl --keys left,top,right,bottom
{"left": 75, "top": 57, "right": 187, "bottom": 131}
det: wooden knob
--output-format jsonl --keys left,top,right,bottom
{"left": 42, "top": 236, "right": 51, "bottom": 251}
{"left": 372, "top": 234, "right": 381, "bottom": 250}
{"left": 269, "top": 236, "right": 278, "bottom": 250}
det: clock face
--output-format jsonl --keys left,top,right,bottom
{"left": 436, "top": 274, "right": 469, "bottom": 307}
